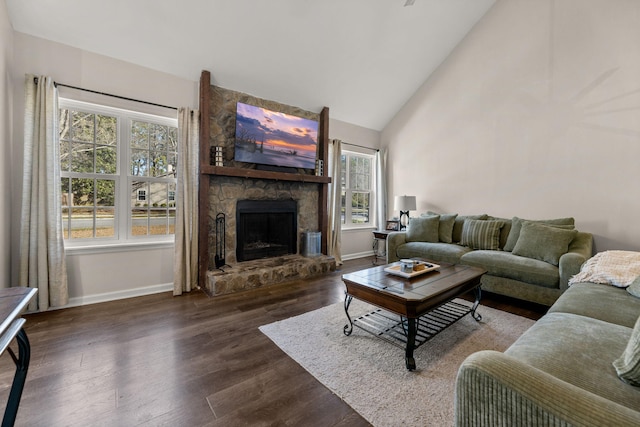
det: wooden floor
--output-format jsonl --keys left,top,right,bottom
{"left": 0, "top": 258, "right": 547, "bottom": 426}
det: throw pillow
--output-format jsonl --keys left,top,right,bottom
{"left": 512, "top": 221, "right": 578, "bottom": 266}
{"left": 406, "top": 215, "right": 440, "bottom": 243}
{"left": 460, "top": 219, "right": 504, "bottom": 250}
{"left": 488, "top": 216, "right": 512, "bottom": 250}
{"left": 425, "top": 211, "right": 458, "bottom": 243}
{"left": 452, "top": 214, "right": 488, "bottom": 244}
{"left": 613, "top": 315, "right": 640, "bottom": 386}
{"left": 504, "top": 216, "right": 575, "bottom": 252}
{"left": 628, "top": 275, "right": 640, "bottom": 298}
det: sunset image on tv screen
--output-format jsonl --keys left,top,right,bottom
{"left": 234, "top": 102, "right": 318, "bottom": 169}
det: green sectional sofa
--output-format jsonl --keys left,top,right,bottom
{"left": 455, "top": 257, "right": 640, "bottom": 426}
{"left": 386, "top": 213, "right": 593, "bottom": 306}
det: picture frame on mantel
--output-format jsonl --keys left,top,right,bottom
{"left": 386, "top": 220, "right": 400, "bottom": 231}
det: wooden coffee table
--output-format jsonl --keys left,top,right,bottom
{"left": 342, "top": 259, "right": 486, "bottom": 370}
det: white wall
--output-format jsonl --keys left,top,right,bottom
{"left": 329, "top": 117, "right": 381, "bottom": 259}
{"left": 0, "top": 1, "right": 13, "bottom": 288}
{"left": 65, "top": 245, "right": 176, "bottom": 306}
{"left": 382, "top": 0, "right": 640, "bottom": 254}
{"left": 11, "top": 33, "right": 198, "bottom": 306}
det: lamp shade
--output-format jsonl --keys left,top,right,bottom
{"left": 394, "top": 195, "right": 416, "bottom": 211}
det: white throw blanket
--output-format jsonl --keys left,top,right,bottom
{"left": 569, "top": 250, "right": 640, "bottom": 287}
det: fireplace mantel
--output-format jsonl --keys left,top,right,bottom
{"left": 201, "top": 165, "right": 331, "bottom": 184}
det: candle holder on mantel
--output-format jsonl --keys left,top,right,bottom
{"left": 213, "top": 146, "right": 224, "bottom": 167}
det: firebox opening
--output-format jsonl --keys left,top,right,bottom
{"left": 236, "top": 200, "right": 297, "bottom": 262}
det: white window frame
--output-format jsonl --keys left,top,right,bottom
{"left": 59, "top": 98, "right": 178, "bottom": 248}
{"left": 341, "top": 150, "right": 376, "bottom": 230}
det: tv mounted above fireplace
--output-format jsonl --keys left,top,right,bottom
{"left": 234, "top": 102, "right": 318, "bottom": 170}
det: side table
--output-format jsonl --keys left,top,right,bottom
{"left": 0, "top": 287, "right": 37, "bottom": 427}
{"left": 372, "top": 230, "right": 390, "bottom": 265}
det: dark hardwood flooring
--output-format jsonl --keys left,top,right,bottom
{"left": 0, "top": 258, "right": 547, "bottom": 426}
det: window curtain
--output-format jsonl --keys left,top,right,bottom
{"left": 375, "top": 148, "right": 388, "bottom": 230}
{"left": 19, "top": 74, "right": 68, "bottom": 311}
{"left": 173, "top": 108, "right": 200, "bottom": 296}
{"left": 327, "top": 139, "right": 343, "bottom": 266}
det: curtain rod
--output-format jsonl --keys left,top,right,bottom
{"left": 341, "top": 141, "right": 379, "bottom": 152}
{"left": 33, "top": 77, "right": 177, "bottom": 111}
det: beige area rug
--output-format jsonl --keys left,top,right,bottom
{"left": 259, "top": 299, "right": 535, "bottom": 426}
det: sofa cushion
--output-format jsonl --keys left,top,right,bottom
{"left": 512, "top": 222, "right": 577, "bottom": 266}
{"left": 425, "top": 212, "right": 458, "bottom": 243}
{"left": 504, "top": 216, "right": 575, "bottom": 252}
{"left": 396, "top": 242, "right": 472, "bottom": 265}
{"left": 628, "top": 275, "right": 640, "bottom": 298}
{"left": 460, "top": 219, "right": 504, "bottom": 250}
{"left": 549, "top": 281, "right": 640, "bottom": 328}
{"left": 452, "top": 214, "right": 488, "bottom": 244}
{"left": 406, "top": 215, "right": 439, "bottom": 243}
{"left": 461, "top": 250, "right": 559, "bottom": 288}
{"left": 613, "top": 315, "right": 640, "bottom": 386}
{"left": 505, "top": 312, "right": 639, "bottom": 412}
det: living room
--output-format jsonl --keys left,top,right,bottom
{"left": 4, "top": 0, "right": 640, "bottom": 305}
{"left": 1, "top": 0, "right": 639, "bottom": 425}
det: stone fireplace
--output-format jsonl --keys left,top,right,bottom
{"left": 204, "top": 175, "right": 335, "bottom": 296}
{"left": 207, "top": 176, "right": 320, "bottom": 266}
{"left": 197, "top": 75, "right": 335, "bottom": 296}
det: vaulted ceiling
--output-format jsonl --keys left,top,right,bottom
{"left": 6, "top": 0, "right": 495, "bottom": 131}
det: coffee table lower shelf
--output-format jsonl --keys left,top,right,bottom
{"left": 344, "top": 298, "right": 481, "bottom": 369}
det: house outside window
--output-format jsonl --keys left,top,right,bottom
{"left": 59, "top": 99, "right": 177, "bottom": 244}
{"left": 340, "top": 151, "right": 375, "bottom": 229}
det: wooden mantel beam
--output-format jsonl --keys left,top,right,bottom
{"left": 319, "top": 107, "right": 329, "bottom": 255}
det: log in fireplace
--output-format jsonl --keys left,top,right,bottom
{"left": 236, "top": 200, "right": 298, "bottom": 262}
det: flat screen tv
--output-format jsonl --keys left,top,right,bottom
{"left": 234, "top": 102, "right": 318, "bottom": 170}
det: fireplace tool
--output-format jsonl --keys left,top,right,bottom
{"left": 215, "top": 213, "right": 228, "bottom": 270}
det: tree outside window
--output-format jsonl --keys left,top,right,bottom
{"left": 59, "top": 100, "right": 177, "bottom": 243}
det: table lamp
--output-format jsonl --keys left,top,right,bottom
{"left": 394, "top": 195, "right": 416, "bottom": 230}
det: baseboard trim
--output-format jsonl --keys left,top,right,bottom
{"left": 342, "top": 251, "right": 374, "bottom": 261}
{"left": 65, "top": 282, "right": 174, "bottom": 309}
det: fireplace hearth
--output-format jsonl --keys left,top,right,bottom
{"left": 236, "top": 199, "right": 297, "bottom": 262}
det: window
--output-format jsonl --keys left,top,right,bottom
{"left": 59, "top": 99, "right": 177, "bottom": 244}
{"left": 340, "top": 151, "right": 375, "bottom": 228}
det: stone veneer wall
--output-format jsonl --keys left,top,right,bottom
{"left": 207, "top": 85, "right": 324, "bottom": 269}
{"left": 209, "top": 85, "right": 320, "bottom": 172}
{"left": 206, "top": 255, "right": 335, "bottom": 296}
{"left": 208, "top": 176, "right": 319, "bottom": 266}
